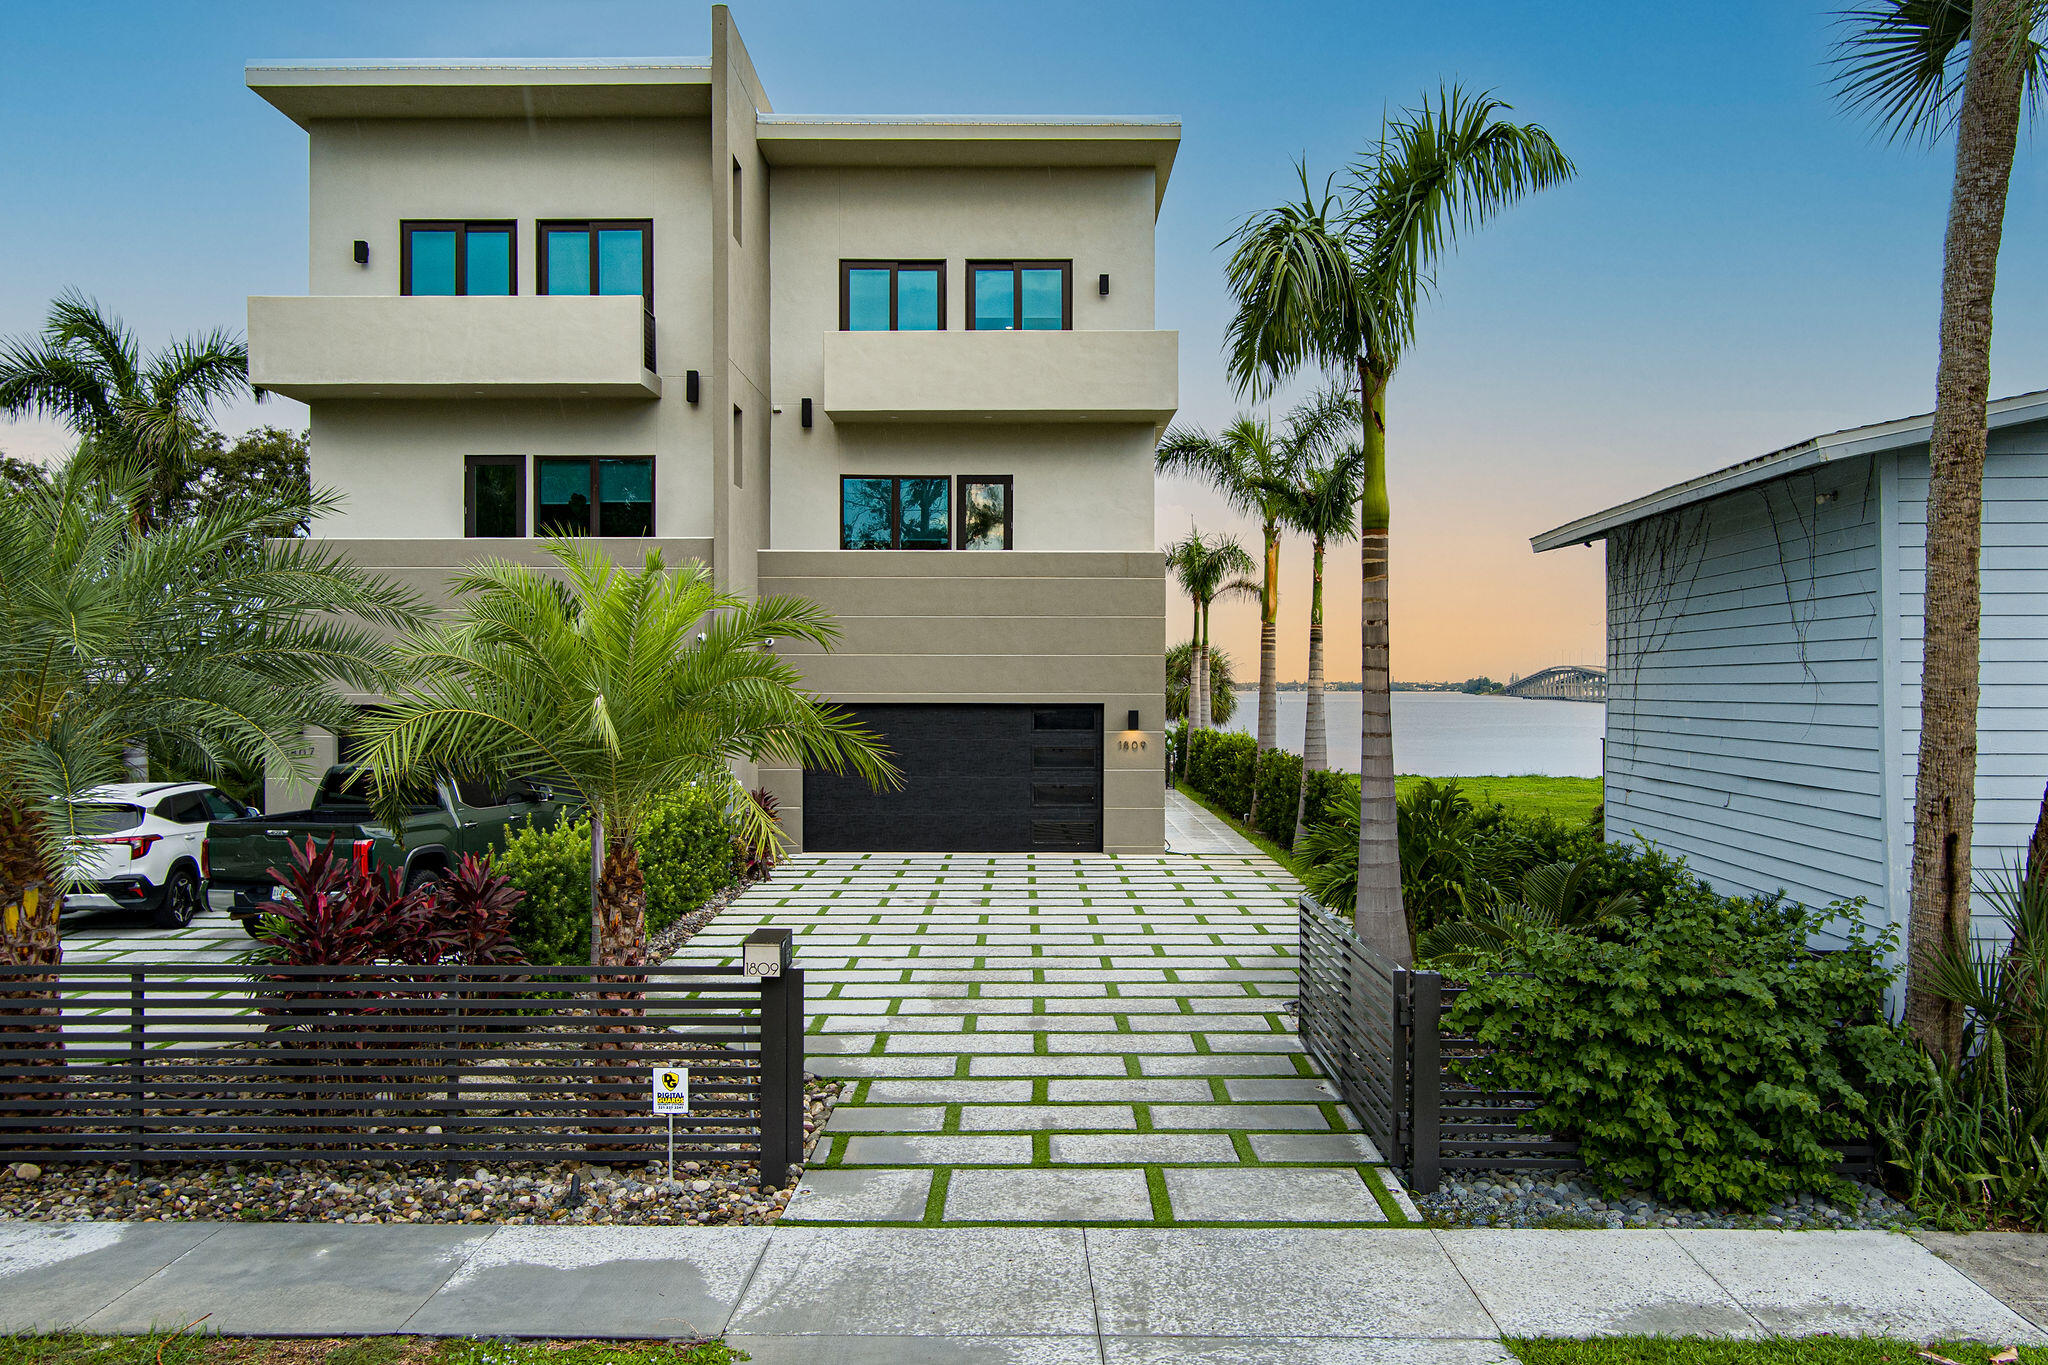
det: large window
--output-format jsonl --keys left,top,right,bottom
{"left": 537, "top": 221, "right": 653, "bottom": 302}
{"left": 402, "top": 221, "right": 516, "bottom": 296}
{"left": 537, "top": 457, "right": 654, "bottom": 536}
{"left": 956, "top": 476, "right": 1013, "bottom": 550}
{"left": 840, "top": 261, "right": 945, "bottom": 331}
{"left": 465, "top": 455, "right": 526, "bottom": 538}
{"left": 840, "top": 476, "right": 951, "bottom": 550}
{"left": 967, "top": 261, "right": 1070, "bottom": 331}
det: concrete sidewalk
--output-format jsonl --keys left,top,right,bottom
{"left": 1, "top": 1222, "right": 2041, "bottom": 1362}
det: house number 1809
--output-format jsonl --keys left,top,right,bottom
{"left": 1118, "top": 738, "right": 1147, "bottom": 751}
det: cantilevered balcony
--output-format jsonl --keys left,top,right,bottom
{"left": 247, "top": 295, "right": 661, "bottom": 401}
{"left": 821, "top": 329, "right": 1176, "bottom": 424}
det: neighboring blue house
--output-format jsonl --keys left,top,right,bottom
{"left": 1533, "top": 388, "right": 2048, "bottom": 958}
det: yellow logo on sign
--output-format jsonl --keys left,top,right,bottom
{"left": 660, "top": 1071, "right": 680, "bottom": 1091}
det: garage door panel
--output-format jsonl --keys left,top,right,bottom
{"left": 804, "top": 703, "right": 1101, "bottom": 852}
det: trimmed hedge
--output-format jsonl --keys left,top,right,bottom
{"left": 496, "top": 789, "right": 743, "bottom": 964}
{"left": 1184, "top": 729, "right": 1258, "bottom": 818}
{"left": 1252, "top": 748, "right": 1301, "bottom": 846}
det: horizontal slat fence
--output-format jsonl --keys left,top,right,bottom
{"left": 1298, "top": 895, "right": 1879, "bottom": 1196}
{"left": 0, "top": 961, "right": 806, "bottom": 1184}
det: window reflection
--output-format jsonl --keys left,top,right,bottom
{"left": 899, "top": 477, "right": 950, "bottom": 548}
{"left": 960, "top": 479, "right": 1010, "bottom": 550}
{"left": 841, "top": 477, "right": 895, "bottom": 549}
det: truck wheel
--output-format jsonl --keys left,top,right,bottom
{"left": 404, "top": 864, "right": 448, "bottom": 895}
{"left": 154, "top": 866, "right": 202, "bottom": 929}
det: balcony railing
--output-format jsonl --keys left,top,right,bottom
{"left": 644, "top": 306, "right": 657, "bottom": 372}
{"left": 821, "top": 329, "right": 1176, "bottom": 424}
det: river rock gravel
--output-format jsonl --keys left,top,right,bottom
{"left": 1416, "top": 1171, "right": 1921, "bottom": 1231}
{"left": 0, "top": 1078, "right": 839, "bottom": 1225}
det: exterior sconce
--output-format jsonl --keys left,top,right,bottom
{"left": 352, "top": 240, "right": 369, "bottom": 265}
{"left": 1098, "top": 273, "right": 1110, "bottom": 296}
{"left": 1127, "top": 709, "right": 1141, "bottom": 731}
{"left": 686, "top": 370, "right": 701, "bottom": 404}
{"left": 801, "top": 397, "right": 813, "bottom": 428}
{"left": 1117, "top": 709, "right": 1147, "bottom": 752}
{"left": 743, "top": 926, "right": 792, "bottom": 978}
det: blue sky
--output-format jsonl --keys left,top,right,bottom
{"left": 3, "top": 1, "right": 2042, "bottom": 679}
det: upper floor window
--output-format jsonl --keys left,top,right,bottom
{"left": 538, "top": 221, "right": 653, "bottom": 303}
{"left": 402, "top": 221, "right": 515, "bottom": 296}
{"left": 957, "top": 476, "right": 1012, "bottom": 550}
{"left": 841, "top": 476, "right": 950, "bottom": 550}
{"left": 537, "top": 457, "right": 654, "bottom": 537}
{"left": 464, "top": 455, "right": 526, "bottom": 538}
{"left": 968, "top": 261, "right": 1070, "bottom": 331}
{"left": 841, "top": 262, "right": 945, "bottom": 332}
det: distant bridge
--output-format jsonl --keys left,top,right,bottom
{"left": 1504, "top": 665, "right": 1606, "bottom": 703}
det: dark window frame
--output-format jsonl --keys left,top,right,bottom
{"left": 535, "top": 219, "right": 655, "bottom": 306}
{"left": 534, "top": 455, "right": 656, "bottom": 537}
{"left": 838, "top": 260, "right": 949, "bottom": 331}
{"left": 839, "top": 474, "right": 954, "bottom": 551}
{"left": 964, "top": 259, "right": 1073, "bottom": 331}
{"left": 400, "top": 220, "right": 518, "bottom": 296}
{"left": 464, "top": 455, "right": 527, "bottom": 538}
{"left": 954, "top": 474, "right": 1014, "bottom": 550}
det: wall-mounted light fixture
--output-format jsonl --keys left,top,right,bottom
{"left": 352, "top": 240, "right": 370, "bottom": 266}
{"left": 801, "top": 397, "right": 813, "bottom": 429}
{"left": 1126, "top": 709, "right": 1141, "bottom": 732}
{"left": 685, "top": 370, "right": 701, "bottom": 404}
{"left": 1098, "top": 273, "right": 1110, "bottom": 296}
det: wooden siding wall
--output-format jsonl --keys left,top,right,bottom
{"left": 1889, "top": 420, "right": 2048, "bottom": 937}
{"left": 1605, "top": 458, "right": 1887, "bottom": 933}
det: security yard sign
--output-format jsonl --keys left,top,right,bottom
{"left": 651, "top": 1066, "right": 690, "bottom": 1181}
{"left": 651, "top": 1066, "right": 690, "bottom": 1114}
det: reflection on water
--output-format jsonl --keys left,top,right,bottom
{"left": 1218, "top": 690, "right": 1602, "bottom": 778}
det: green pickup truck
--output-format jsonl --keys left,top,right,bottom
{"left": 206, "top": 764, "right": 575, "bottom": 933}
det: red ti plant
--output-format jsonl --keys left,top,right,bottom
{"left": 434, "top": 853, "right": 527, "bottom": 966}
{"left": 242, "top": 839, "right": 526, "bottom": 968}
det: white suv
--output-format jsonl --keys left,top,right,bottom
{"left": 64, "top": 782, "right": 254, "bottom": 928}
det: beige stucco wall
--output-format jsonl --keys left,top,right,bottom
{"left": 755, "top": 549, "right": 1167, "bottom": 853}
{"left": 296, "top": 116, "right": 714, "bottom": 543}
{"left": 307, "top": 398, "right": 716, "bottom": 540}
{"left": 765, "top": 164, "right": 1164, "bottom": 553}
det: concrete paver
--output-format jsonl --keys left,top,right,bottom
{"left": 1919, "top": 1232, "right": 2048, "bottom": 1329}
{"left": 944, "top": 1168, "right": 1155, "bottom": 1222}
{"left": 1441, "top": 1229, "right": 1757, "bottom": 1338}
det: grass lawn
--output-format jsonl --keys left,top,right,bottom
{"left": 1509, "top": 1338, "right": 2044, "bottom": 1364}
{"left": 1399, "top": 774, "right": 1603, "bottom": 824}
{"left": 0, "top": 1337, "right": 742, "bottom": 1365}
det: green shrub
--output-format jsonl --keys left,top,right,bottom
{"left": 1447, "top": 889, "right": 1912, "bottom": 1210}
{"left": 1185, "top": 729, "right": 1258, "bottom": 817}
{"left": 497, "top": 814, "right": 592, "bottom": 964}
{"left": 639, "top": 786, "right": 742, "bottom": 934}
{"left": 1252, "top": 748, "right": 1303, "bottom": 846}
{"left": 1298, "top": 768, "right": 1358, "bottom": 836}
{"left": 497, "top": 790, "right": 743, "bottom": 963}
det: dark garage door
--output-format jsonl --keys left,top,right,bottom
{"left": 804, "top": 704, "right": 1102, "bottom": 852}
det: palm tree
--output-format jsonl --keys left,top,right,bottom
{"left": 1167, "top": 642, "right": 1239, "bottom": 727}
{"left": 0, "top": 292, "right": 254, "bottom": 534}
{"left": 1222, "top": 87, "right": 1573, "bottom": 964}
{"left": 1157, "top": 386, "right": 1356, "bottom": 808}
{"left": 1277, "top": 442, "right": 1366, "bottom": 846}
{"left": 0, "top": 456, "right": 420, "bottom": 967}
{"left": 1832, "top": 0, "right": 2047, "bottom": 1060}
{"left": 354, "top": 539, "right": 897, "bottom": 967}
{"left": 1164, "top": 529, "right": 1256, "bottom": 775}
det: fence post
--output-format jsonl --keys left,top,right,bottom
{"left": 128, "top": 971, "right": 146, "bottom": 1178}
{"left": 755, "top": 940, "right": 804, "bottom": 1189}
{"left": 1409, "top": 970, "right": 1443, "bottom": 1196}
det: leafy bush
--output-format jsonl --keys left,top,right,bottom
{"left": 1298, "top": 768, "right": 1357, "bottom": 837}
{"left": 497, "top": 792, "right": 745, "bottom": 964}
{"left": 1252, "top": 748, "right": 1303, "bottom": 846}
{"left": 1447, "top": 890, "right": 1912, "bottom": 1210}
{"left": 497, "top": 814, "right": 594, "bottom": 964}
{"left": 243, "top": 838, "right": 525, "bottom": 967}
{"left": 1875, "top": 853, "right": 2048, "bottom": 1229}
{"left": 639, "top": 786, "right": 742, "bottom": 934}
{"left": 1184, "top": 728, "right": 1258, "bottom": 818}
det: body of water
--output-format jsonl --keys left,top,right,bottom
{"left": 1216, "top": 689, "right": 1603, "bottom": 778}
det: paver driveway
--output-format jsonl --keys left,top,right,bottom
{"left": 673, "top": 849, "right": 1405, "bottom": 1227}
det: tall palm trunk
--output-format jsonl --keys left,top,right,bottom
{"left": 1355, "top": 362, "right": 1407, "bottom": 965}
{"left": 1250, "top": 521, "right": 1281, "bottom": 824}
{"left": 1294, "top": 535, "right": 1330, "bottom": 847}
{"left": 1906, "top": 0, "right": 2027, "bottom": 1061}
{"left": 0, "top": 801, "right": 60, "bottom": 968}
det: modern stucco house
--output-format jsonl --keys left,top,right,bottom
{"left": 1533, "top": 388, "right": 2048, "bottom": 950}
{"left": 245, "top": 7, "right": 1177, "bottom": 853}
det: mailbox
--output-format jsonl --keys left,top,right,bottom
{"left": 743, "top": 927, "right": 793, "bottom": 978}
